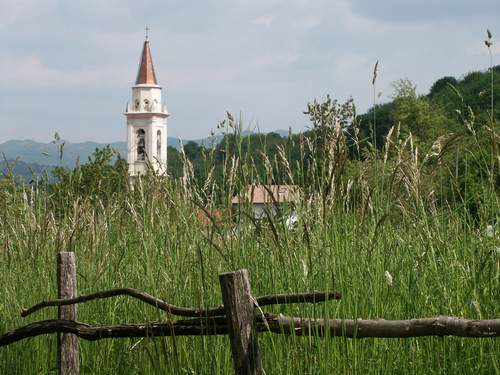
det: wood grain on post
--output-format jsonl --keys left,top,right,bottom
{"left": 219, "top": 269, "right": 263, "bottom": 375}
{"left": 57, "top": 252, "right": 79, "bottom": 375}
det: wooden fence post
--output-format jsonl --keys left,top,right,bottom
{"left": 219, "top": 269, "right": 263, "bottom": 375}
{"left": 57, "top": 252, "right": 79, "bottom": 375}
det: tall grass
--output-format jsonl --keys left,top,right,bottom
{"left": 1, "top": 80, "right": 499, "bottom": 374}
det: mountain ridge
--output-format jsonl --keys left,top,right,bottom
{"left": 0, "top": 129, "right": 291, "bottom": 167}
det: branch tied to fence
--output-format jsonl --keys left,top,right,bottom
{"left": 1, "top": 252, "right": 499, "bottom": 375}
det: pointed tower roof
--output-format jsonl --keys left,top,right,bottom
{"left": 135, "top": 40, "right": 158, "bottom": 85}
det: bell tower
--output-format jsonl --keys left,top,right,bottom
{"left": 125, "top": 33, "right": 168, "bottom": 176}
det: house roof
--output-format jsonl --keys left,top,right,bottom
{"left": 231, "top": 185, "right": 299, "bottom": 204}
{"left": 135, "top": 40, "right": 158, "bottom": 85}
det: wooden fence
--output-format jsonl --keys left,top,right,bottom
{"left": 1, "top": 252, "right": 499, "bottom": 375}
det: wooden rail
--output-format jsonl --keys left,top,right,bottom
{"left": 2, "top": 314, "right": 499, "bottom": 346}
{"left": 1, "top": 252, "right": 499, "bottom": 375}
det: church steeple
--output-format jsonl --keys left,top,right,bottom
{"left": 135, "top": 39, "right": 158, "bottom": 85}
{"left": 126, "top": 33, "right": 169, "bottom": 177}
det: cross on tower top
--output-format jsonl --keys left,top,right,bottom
{"left": 145, "top": 26, "right": 150, "bottom": 41}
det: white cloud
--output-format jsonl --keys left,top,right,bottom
{"left": 0, "top": 0, "right": 44, "bottom": 28}
{"left": 332, "top": 53, "right": 370, "bottom": 77}
{"left": 251, "top": 15, "right": 274, "bottom": 28}
{"left": 350, "top": 0, "right": 500, "bottom": 22}
{"left": 0, "top": 55, "right": 128, "bottom": 87}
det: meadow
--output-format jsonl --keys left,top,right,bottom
{"left": 1, "top": 120, "right": 499, "bottom": 375}
{"left": 1, "top": 51, "right": 499, "bottom": 373}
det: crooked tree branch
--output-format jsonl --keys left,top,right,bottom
{"left": 2, "top": 315, "right": 499, "bottom": 347}
{"left": 0, "top": 319, "right": 228, "bottom": 347}
{"left": 21, "top": 288, "right": 341, "bottom": 318}
{"left": 264, "top": 314, "right": 500, "bottom": 338}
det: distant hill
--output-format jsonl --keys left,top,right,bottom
{"left": 0, "top": 140, "right": 123, "bottom": 167}
{"left": 0, "top": 130, "right": 292, "bottom": 168}
{"left": 0, "top": 139, "right": 178, "bottom": 167}
{"left": 0, "top": 160, "right": 55, "bottom": 183}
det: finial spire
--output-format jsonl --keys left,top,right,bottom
{"left": 145, "top": 26, "right": 149, "bottom": 41}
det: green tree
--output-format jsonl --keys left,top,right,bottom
{"left": 391, "top": 79, "right": 452, "bottom": 146}
{"left": 51, "top": 145, "right": 128, "bottom": 209}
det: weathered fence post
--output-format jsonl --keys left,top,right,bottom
{"left": 57, "top": 252, "right": 79, "bottom": 375}
{"left": 219, "top": 269, "right": 263, "bottom": 375}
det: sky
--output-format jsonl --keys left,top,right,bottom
{"left": 1, "top": 0, "right": 499, "bottom": 143}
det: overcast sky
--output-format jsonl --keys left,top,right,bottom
{"left": 1, "top": 0, "right": 499, "bottom": 143}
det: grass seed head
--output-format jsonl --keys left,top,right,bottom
{"left": 372, "top": 60, "right": 379, "bottom": 85}
{"left": 384, "top": 270, "right": 393, "bottom": 288}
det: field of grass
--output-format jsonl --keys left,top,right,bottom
{"left": 1, "top": 144, "right": 499, "bottom": 374}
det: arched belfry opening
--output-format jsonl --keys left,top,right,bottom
{"left": 156, "top": 130, "right": 162, "bottom": 159}
{"left": 136, "top": 129, "right": 146, "bottom": 161}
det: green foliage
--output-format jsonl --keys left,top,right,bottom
{"left": 428, "top": 76, "right": 458, "bottom": 98}
{"left": 356, "top": 66, "right": 500, "bottom": 150}
{"left": 51, "top": 145, "right": 129, "bottom": 211}
{"left": 391, "top": 80, "right": 450, "bottom": 144}
{"left": 167, "top": 146, "right": 183, "bottom": 178}
{"left": 0, "top": 178, "right": 16, "bottom": 213}
{"left": 0, "top": 159, "right": 498, "bottom": 374}
{"left": 430, "top": 66, "right": 500, "bottom": 126}
{"left": 302, "top": 96, "right": 355, "bottom": 206}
